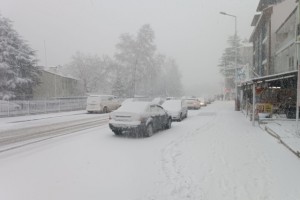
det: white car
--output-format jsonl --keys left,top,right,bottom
{"left": 161, "top": 99, "right": 188, "bottom": 121}
{"left": 86, "top": 95, "right": 121, "bottom": 113}
{"left": 198, "top": 97, "right": 207, "bottom": 107}
{"left": 185, "top": 98, "right": 201, "bottom": 110}
{"left": 109, "top": 101, "right": 172, "bottom": 137}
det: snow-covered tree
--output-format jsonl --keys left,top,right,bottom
{"left": 163, "top": 58, "right": 183, "bottom": 97}
{"left": 114, "top": 33, "right": 137, "bottom": 97}
{"left": 111, "top": 67, "right": 127, "bottom": 97}
{"left": 63, "top": 52, "right": 113, "bottom": 94}
{"left": 218, "top": 35, "right": 243, "bottom": 89}
{"left": 0, "top": 14, "right": 40, "bottom": 100}
{"left": 114, "top": 24, "right": 167, "bottom": 97}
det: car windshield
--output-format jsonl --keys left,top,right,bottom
{"left": 2, "top": 0, "right": 300, "bottom": 199}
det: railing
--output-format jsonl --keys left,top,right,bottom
{"left": 0, "top": 98, "right": 87, "bottom": 117}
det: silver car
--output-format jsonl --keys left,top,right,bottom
{"left": 162, "top": 99, "right": 188, "bottom": 121}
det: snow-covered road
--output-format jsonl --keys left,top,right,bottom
{"left": 0, "top": 101, "right": 300, "bottom": 200}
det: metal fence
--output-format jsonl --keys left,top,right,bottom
{"left": 0, "top": 98, "right": 87, "bottom": 117}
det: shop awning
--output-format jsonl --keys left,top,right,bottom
{"left": 240, "top": 70, "right": 298, "bottom": 86}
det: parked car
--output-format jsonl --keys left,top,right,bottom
{"left": 166, "top": 97, "right": 176, "bottom": 100}
{"left": 161, "top": 99, "right": 188, "bottom": 121}
{"left": 86, "top": 95, "right": 121, "bottom": 113}
{"left": 198, "top": 97, "right": 207, "bottom": 107}
{"left": 185, "top": 98, "right": 201, "bottom": 110}
{"left": 109, "top": 101, "right": 172, "bottom": 137}
{"left": 152, "top": 97, "right": 165, "bottom": 105}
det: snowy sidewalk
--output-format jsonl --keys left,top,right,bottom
{"left": 260, "top": 120, "right": 300, "bottom": 157}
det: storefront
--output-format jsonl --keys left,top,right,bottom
{"left": 240, "top": 70, "right": 297, "bottom": 122}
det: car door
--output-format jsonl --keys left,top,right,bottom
{"left": 157, "top": 105, "right": 168, "bottom": 129}
{"left": 150, "top": 105, "right": 160, "bottom": 131}
{"left": 181, "top": 100, "right": 188, "bottom": 116}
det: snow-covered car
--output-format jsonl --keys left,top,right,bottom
{"left": 109, "top": 101, "right": 172, "bottom": 137}
{"left": 0, "top": 100, "right": 21, "bottom": 112}
{"left": 161, "top": 99, "right": 188, "bottom": 121}
{"left": 86, "top": 95, "right": 121, "bottom": 113}
{"left": 152, "top": 97, "right": 165, "bottom": 105}
{"left": 166, "top": 97, "right": 176, "bottom": 100}
{"left": 185, "top": 98, "right": 201, "bottom": 110}
{"left": 198, "top": 97, "right": 207, "bottom": 107}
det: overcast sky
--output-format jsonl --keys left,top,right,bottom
{"left": 0, "top": 0, "right": 259, "bottom": 96}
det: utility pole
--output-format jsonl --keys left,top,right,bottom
{"left": 296, "top": 0, "right": 300, "bottom": 134}
{"left": 44, "top": 40, "right": 48, "bottom": 68}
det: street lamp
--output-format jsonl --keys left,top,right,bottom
{"left": 220, "top": 11, "right": 239, "bottom": 111}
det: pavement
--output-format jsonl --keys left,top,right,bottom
{"left": 259, "top": 119, "right": 300, "bottom": 158}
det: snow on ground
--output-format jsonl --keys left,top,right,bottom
{"left": 0, "top": 101, "right": 300, "bottom": 200}
{"left": 0, "top": 110, "right": 107, "bottom": 133}
{"left": 262, "top": 120, "right": 300, "bottom": 155}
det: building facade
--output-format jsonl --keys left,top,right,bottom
{"left": 274, "top": 7, "right": 298, "bottom": 73}
{"left": 33, "top": 69, "right": 85, "bottom": 99}
{"left": 250, "top": 0, "right": 297, "bottom": 77}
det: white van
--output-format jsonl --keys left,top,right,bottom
{"left": 86, "top": 95, "right": 121, "bottom": 113}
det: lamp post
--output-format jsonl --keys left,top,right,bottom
{"left": 220, "top": 11, "right": 239, "bottom": 111}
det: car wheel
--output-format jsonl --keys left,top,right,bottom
{"left": 165, "top": 118, "right": 172, "bottom": 129}
{"left": 178, "top": 113, "right": 182, "bottom": 122}
{"left": 113, "top": 130, "right": 122, "bottom": 136}
{"left": 144, "top": 124, "right": 153, "bottom": 137}
{"left": 103, "top": 107, "right": 108, "bottom": 113}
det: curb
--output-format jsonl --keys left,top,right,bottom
{"left": 264, "top": 126, "right": 300, "bottom": 158}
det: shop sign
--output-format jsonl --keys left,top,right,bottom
{"left": 256, "top": 103, "right": 273, "bottom": 113}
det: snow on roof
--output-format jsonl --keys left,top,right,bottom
{"left": 42, "top": 69, "right": 80, "bottom": 81}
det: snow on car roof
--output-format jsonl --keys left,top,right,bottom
{"left": 186, "top": 98, "right": 198, "bottom": 101}
{"left": 162, "top": 100, "right": 181, "bottom": 110}
{"left": 88, "top": 94, "right": 114, "bottom": 97}
{"left": 116, "top": 101, "right": 153, "bottom": 113}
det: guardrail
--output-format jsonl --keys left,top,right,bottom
{"left": 0, "top": 98, "right": 87, "bottom": 117}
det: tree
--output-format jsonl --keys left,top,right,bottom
{"left": 135, "top": 24, "right": 157, "bottom": 96}
{"left": 114, "top": 33, "right": 137, "bottom": 97}
{"left": 63, "top": 52, "right": 113, "bottom": 94}
{"left": 111, "top": 67, "right": 127, "bottom": 97}
{"left": 163, "top": 58, "right": 183, "bottom": 97}
{"left": 0, "top": 14, "right": 40, "bottom": 100}
{"left": 218, "top": 35, "right": 243, "bottom": 89}
{"left": 114, "top": 24, "right": 164, "bottom": 97}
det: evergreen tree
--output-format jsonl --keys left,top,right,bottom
{"left": 114, "top": 24, "right": 181, "bottom": 97}
{"left": 218, "top": 35, "right": 242, "bottom": 89}
{"left": 0, "top": 14, "right": 40, "bottom": 100}
{"left": 164, "top": 58, "right": 183, "bottom": 97}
